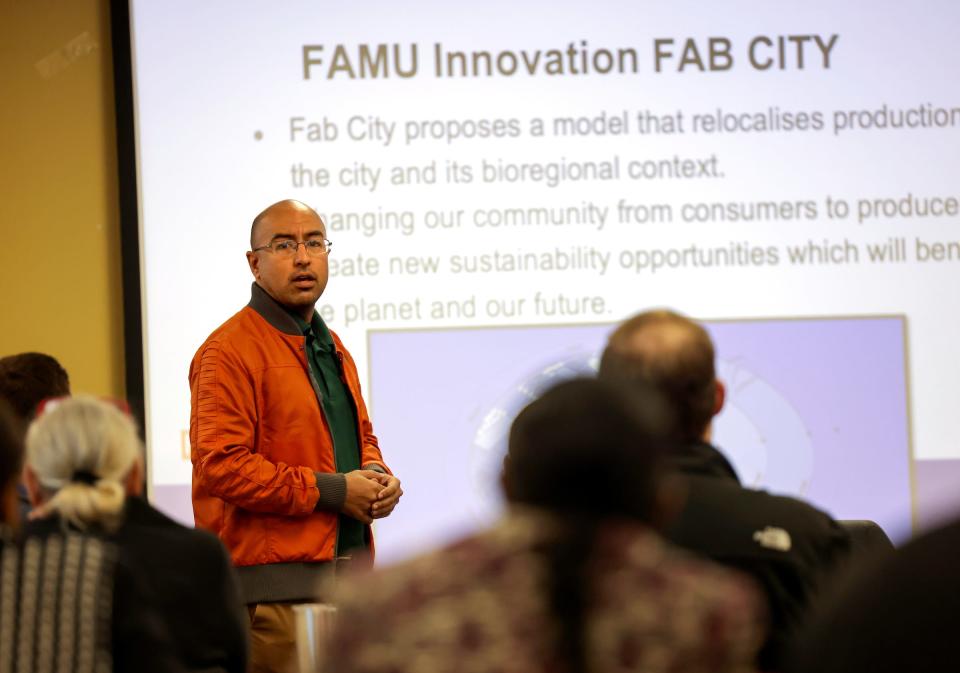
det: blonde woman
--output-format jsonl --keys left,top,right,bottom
{"left": 21, "top": 396, "right": 247, "bottom": 673}
{"left": 0, "top": 397, "right": 179, "bottom": 672}
{"left": 24, "top": 395, "right": 142, "bottom": 531}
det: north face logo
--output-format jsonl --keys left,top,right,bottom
{"left": 753, "top": 526, "right": 792, "bottom": 551}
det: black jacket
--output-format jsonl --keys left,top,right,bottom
{"left": 664, "top": 442, "right": 851, "bottom": 671}
{"left": 114, "top": 496, "right": 249, "bottom": 673}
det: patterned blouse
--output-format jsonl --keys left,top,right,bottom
{"left": 0, "top": 532, "right": 115, "bottom": 673}
{"left": 329, "top": 508, "right": 765, "bottom": 673}
{"left": 0, "top": 522, "right": 181, "bottom": 673}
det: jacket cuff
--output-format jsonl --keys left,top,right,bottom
{"left": 314, "top": 472, "right": 346, "bottom": 511}
{"left": 362, "top": 463, "right": 387, "bottom": 474}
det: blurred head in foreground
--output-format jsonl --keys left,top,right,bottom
{"left": 501, "top": 378, "right": 682, "bottom": 672}
{"left": 503, "top": 377, "right": 677, "bottom": 526}
{"left": 24, "top": 396, "right": 143, "bottom": 531}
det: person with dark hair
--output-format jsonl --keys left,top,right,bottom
{"left": 0, "top": 352, "right": 71, "bottom": 426}
{"left": 0, "top": 351, "right": 72, "bottom": 520}
{"left": 328, "top": 379, "right": 764, "bottom": 673}
{"left": 0, "top": 399, "right": 184, "bottom": 672}
{"left": 599, "top": 309, "right": 850, "bottom": 671}
{"left": 191, "top": 199, "right": 401, "bottom": 673}
{"left": 0, "top": 401, "right": 24, "bottom": 530}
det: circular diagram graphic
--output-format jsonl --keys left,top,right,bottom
{"left": 469, "top": 351, "right": 815, "bottom": 524}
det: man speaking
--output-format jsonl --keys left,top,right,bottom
{"left": 189, "top": 199, "right": 401, "bottom": 672}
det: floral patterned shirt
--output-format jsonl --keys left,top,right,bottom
{"left": 329, "top": 508, "right": 764, "bottom": 673}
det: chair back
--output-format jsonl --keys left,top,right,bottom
{"left": 838, "top": 519, "right": 895, "bottom": 558}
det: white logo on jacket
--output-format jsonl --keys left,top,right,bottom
{"left": 752, "top": 526, "right": 792, "bottom": 551}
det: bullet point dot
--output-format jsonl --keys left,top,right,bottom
{"left": 254, "top": 130, "right": 263, "bottom": 141}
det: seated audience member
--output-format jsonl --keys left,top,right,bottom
{"left": 0, "top": 402, "right": 24, "bottom": 530}
{"left": 599, "top": 310, "right": 851, "bottom": 671}
{"left": 0, "top": 399, "right": 180, "bottom": 672}
{"left": 329, "top": 379, "right": 764, "bottom": 673}
{"left": 23, "top": 396, "right": 248, "bottom": 673}
{"left": 790, "top": 516, "right": 960, "bottom": 673}
{"left": 0, "top": 351, "right": 70, "bottom": 519}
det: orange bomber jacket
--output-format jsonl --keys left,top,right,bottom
{"left": 189, "top": 284, "right": 389, "bottom": 568}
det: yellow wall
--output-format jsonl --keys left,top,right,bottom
{"left": 0, "top": 0, "right": 125, "bottom": 397}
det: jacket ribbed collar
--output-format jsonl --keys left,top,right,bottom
{"left": 247, "top": 282, "right": 304, "bottom": 336}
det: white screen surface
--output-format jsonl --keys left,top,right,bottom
{"left": 129, "top": 1, "right": 960, "bottom": 549}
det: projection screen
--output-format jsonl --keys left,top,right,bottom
{"left": 125, "top": 0, "right": 960, "bottom": 561}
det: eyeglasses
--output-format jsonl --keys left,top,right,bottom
{"left": 252, "top": 238, "right": 333, "bottom": 257}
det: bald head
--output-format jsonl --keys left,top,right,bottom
{"left": 250, "top": 199, "right": 321, "bottom": 249}
{"left": 246, "top": 199, "right": 330, "bottom": 319}
{"left": 599, "top": 310, "right": 717, "bottom": 441}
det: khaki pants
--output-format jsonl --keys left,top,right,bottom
{"left": 247, "top": 603, "right": 299, "bottom": 673}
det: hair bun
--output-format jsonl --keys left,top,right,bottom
{"left": 71, "top": 470, "right": 98, "bottom": 485}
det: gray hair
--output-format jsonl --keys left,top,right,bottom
{"left": 25, "top": 396, "right": 140, "bottom": 531}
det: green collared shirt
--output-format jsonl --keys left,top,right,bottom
{"left": 293, "top": 312, "right": 366, "bottom": 555}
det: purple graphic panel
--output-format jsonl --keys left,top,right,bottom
{"left": 367, "top": 317, "right": 913, "bottom": 565}
{"left": 707, "top": 319, "right": 912, "bottom": 539}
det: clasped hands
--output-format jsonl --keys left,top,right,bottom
{"left": 342, "top": 469, "right": 402, "bottom": 525}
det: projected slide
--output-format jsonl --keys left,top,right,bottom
{"left": 367, "top": 317, "right": 912, "bottom": 564}
{"left": 129, "top": 1, "right": 960, "bottom": 536}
